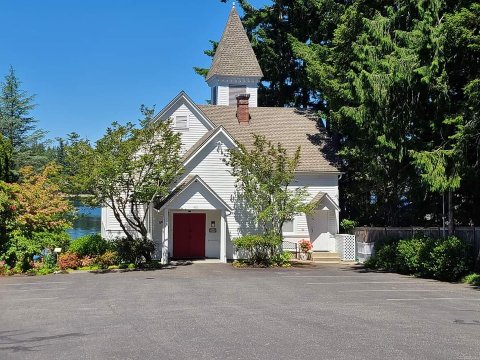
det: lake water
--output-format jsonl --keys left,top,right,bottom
{"left": 67, "top": 201, "right": 101, "bottom": 239}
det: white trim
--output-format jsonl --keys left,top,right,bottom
{"left": 173, "top": 114, "right": 189, "bottom": 130}
{"left": 220, "top": 209, "right": 227, "bottom": 263}
{"left": 317, "top": 193, "right": 341, "bottom": 212}
{"left": 153, "top": 91, "right": 215, "bottom": 130}
{"left": 161, "top": 210, "right": 169, "bottom": 264}
{"left": 156, "top": 175, "right": 233, "bottom": 213}
{"left": 206, "top": 74, "right": 261, "bottom": 88}
{"left": 183, "top": 126, "right": 237, "bottom": 167}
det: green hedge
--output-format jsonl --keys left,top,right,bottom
{"left": 232, "top": 234, "right": 282, "bottom": 266}
{"left": 365, "top": 236, "right": 474, "bottom": 281}
{"left": 69, "top": 234, "right": 110, "bottom": 257}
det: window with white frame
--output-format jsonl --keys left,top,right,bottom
{"left": 282, "top": 220, "right": 294, "bottom": 233}
{"left": 174, "top": 115, "right": 188, "bottom": 129}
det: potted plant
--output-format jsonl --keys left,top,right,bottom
{"left": 298, "top": 239, "right": 313, "bottom": 260}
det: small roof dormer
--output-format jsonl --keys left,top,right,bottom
{"left": 207, "top": 5, "right": 263, "bottom": 107}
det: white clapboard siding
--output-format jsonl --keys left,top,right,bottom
{"left": 246, "top": 86, "right": 258, "bottom": 107}
{"left": 295, "top": 214, "right": 310, "bottom": 234}
{"left": 216, "top": 86, "right": 229, "bottom": 106}
{"left": 178, "top": 133, "right": 340, "bottom": 248}
{"left": 170, "top": 104, "right": 209, "bottom": 154}
{"left": 290, "top": 173, "right": 339, "bottom": 202}
{"left": 102, "top": 204, "right": 155, "bottom": 240}
{"left": 288, "top": 173, "right": 339, "bottom": 236}
{"left": 168, "top": 182, "right": 220, "bottom": 210}
{"left": 177, "top": 132, "right": 240, "bottom": 243}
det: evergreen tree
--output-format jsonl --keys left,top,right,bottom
{"left": 0, "top": 66, "right": 47, "bottom": 173}
{"left": 0, "top": 134, "right": 13, "bottom": 182}
{"left": 199, "top": 0, "right": 344, "bottom": 109}
{"left": 207, "top": 0, "right": 480, "bottom": 228}
{"left": 0, "top": 66, "right": 37, "bottom": 149}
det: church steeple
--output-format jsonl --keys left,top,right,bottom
{"left": 207, "top": 5, "right": 263, "bottom": 107}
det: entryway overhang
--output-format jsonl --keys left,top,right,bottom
{"left": 154, "top": 175, "right": 231, "bottom": 264}
{"left": 309, "top": 191, "right": 340, "bottom": 212}
{"left": 154, "top": 175, "right": 232, "bottom": 213}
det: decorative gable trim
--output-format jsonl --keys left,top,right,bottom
{"left": 153, "top": 91, "right": 215, "bottom": 130}
{"left": 182, "top": 126, "right": 237, "bottom": 167}
{"left": 155, "top": 175, "right": 232, "bottom": 212}
{"left": 309, "top": 191, "right": 340, "bottom": 211}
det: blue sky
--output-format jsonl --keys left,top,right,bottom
{"left": 0, "top": 0, "right": 269, "bottom": 142}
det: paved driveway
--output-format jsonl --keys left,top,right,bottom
{"left": 1, "top": 264, "right": 479, "bottom": 360}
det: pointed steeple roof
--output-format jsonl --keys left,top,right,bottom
{"left": 206, "top": 5, "right": 263, "bottom": 80}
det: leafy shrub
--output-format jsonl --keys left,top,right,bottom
{"left": 364, "top": 238, "right": 399, "bottom": 271}
{"left": 95, "top": 251, "right": 118, "bottom": 269}
{"left": 426, "top": 236, "right": 473, "bottom": 281}
{"left": 69, "top": 234, "right": 110, "bottom": 257}
{"left": 58, "top": 252, "right": 81, "bottom": 270}
{"left": 233, "top": 234, "right": 282, "bottom": 266}
{"left": 43, "top": 253, "right": 57, "bottom": 268}
{"left": 36, "top": 264, "right": 57, "bottom": 275}
{"left": 2, "top": 233, "right": 43, "bottom": 271}
{"left": 396, "top": 237, "right": 428, "bottom": 274}
{"left": 463, "top": 273, "right": 480, "bottom": 286}
{"left": 340, "top": 219, "right": 358, "bottom": 233}
{"left": 271, "top": 251, "right": 292, "bottom": 266}
{"left": 112, "top": 237, "right": 155, "bottom": 265}
{"left": 1, "top": 231, "right": 71, "bottom": 271}
{"left": 80, "top": 256, "right": 96, "bottom": 267}
{"left": 365, "top": 235, "right": 473, "bottom": 281}
{"left": 0, "top": 261, "right": 6, "bottom": 276}
{"left": 34, "top": 231, "right": 71, "bottom": 253}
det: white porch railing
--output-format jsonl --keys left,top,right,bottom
{"left": 334, "top": 234, "right": 356, "bottom": 261}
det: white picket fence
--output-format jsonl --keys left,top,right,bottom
{"left": 334, "top": 234, "right": 356, "bottom": 261}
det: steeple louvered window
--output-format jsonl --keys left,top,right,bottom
{"left": 228, "top": 85, "right": 246, "bottom": 105}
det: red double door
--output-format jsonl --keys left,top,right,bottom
{"left": 172, "top": 213, "right": 206, "bottom": 258}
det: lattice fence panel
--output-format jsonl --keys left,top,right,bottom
{"left": 342, "top": 234, "right": 356, "bottom": 261}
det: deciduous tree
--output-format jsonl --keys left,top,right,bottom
{"left": 68, "top": 107, "right": 183, "bottom": 261}
{"left": 227, "top": 134, "right": 312, "bottom": 237}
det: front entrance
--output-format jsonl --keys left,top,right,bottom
{"left": 173, "top": 213, "right": 206, "bottom": 258}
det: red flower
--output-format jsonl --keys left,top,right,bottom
{"left": 298, "top": 239, "right": 313, "bottom": 252}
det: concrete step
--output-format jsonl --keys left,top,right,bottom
{"left": 311, "top": 252, "right": 340, "bottom": 259}
{"left": 311, "top": 252, "right": 341, "bottom": 263}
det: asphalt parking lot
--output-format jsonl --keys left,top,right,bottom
{"left": 1, "top": 263, "right": 479, "bottom": 360}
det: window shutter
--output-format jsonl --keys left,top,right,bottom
{"left": 229, "top": 85, "right": 246, "bottom": 105}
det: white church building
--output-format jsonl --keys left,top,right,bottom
{"left": 101, "top": 6, "right": 341, "bottom": 263}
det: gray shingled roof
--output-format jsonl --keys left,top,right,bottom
{"left": 206, "top": 6, "right": 263, "bottom": 80}
{"left": 309, "top": 191, "right": 326, "bottom": 206}
{"left": 197, "top": 105, "right": 339, "bottom": 173}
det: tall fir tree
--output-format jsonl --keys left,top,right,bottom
{"left": 202, "top": 0, "right": 480, "bottom": 228}
{"left": 0, "top": 66, "right": 47, "bottom": 174}
{"left": 0, "top": 134, "right": 13, "bottom": 182}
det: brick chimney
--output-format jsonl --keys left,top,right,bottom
{"left": 236, "top": 93, "right": 250, "bottom": 124}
